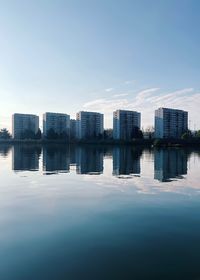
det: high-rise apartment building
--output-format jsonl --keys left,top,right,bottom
{"left": 12, "top": 113, "right": 39, "bottom": 139}
{"left": 76, "top": 111, "right": 104, "bottom": 140}
{"left": 113, "top": 110, "right": 141, "bottom": 140}
{"left": 43, "top": 112, "right": 70, "bottom": 138}
{"left": 154, "top": 108, "right": 188, "bottom": 139}
{"left": 70, "top": 119, "right": 77, "bottom": 140}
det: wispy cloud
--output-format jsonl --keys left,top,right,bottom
{"left": 83, "top": 99, "right": 106, "bottom": 108}
{"left": 105, "top": 88, "right": 114, "bottom": 92}
{"left": 83, "top": 87, "right": 200, "bottom": 129}
{"left": 112, "top": 93, "right": 129, "bottom": 98}
{"left": 147, "top": 88, "right": 194, "bottom": 103}
{"left": 124, "top": 80, "right": 136, "bottom": 85}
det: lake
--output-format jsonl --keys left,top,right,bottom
{"left": 0, "top": 144, "right": 200, "bottom": 280}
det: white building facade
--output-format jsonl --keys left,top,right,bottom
{"left": 154, "top": 108, "right": 188, "bottom": 139}
{"left": 12, "top": 113, "right": 39, "bottom": 139}
{"left": 76, "top": 111, "right": 104, "bottom": 140}
{"left": 113, "top": 110, "right": 141, "bottom": 140}
{"left": 43, "top": 112, "right": 70, "bottom": 138}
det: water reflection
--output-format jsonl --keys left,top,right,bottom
{"left": 8, "top": 144, "right": 200, "bottom": 183}
{"left": 1, "top": 145, "right": 200, "bottom": 280}
{"left": 0, "top": 144, "right": 12, "bottom": 157}
{"left": 12, "top": 145, "right": 41, "bottom": 172}
{"left": 43, "top": 145, "right": 70, "bottom": 174}
{"left": 76, "top": 146, "right": 104, "bottom": 174}
{"left": 154, "top": 148, "right": 188, "bottom": 182}
{"left": 113, "top": 146, "right": 142, "bottom": 177}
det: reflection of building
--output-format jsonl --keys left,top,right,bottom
{"left": 43, "top": 112, "right": 70, "bottom": 138}
{"left": 12, "top": 145, "right": 41, "bottom": 171}
{"left": 113, "top": 110, "right": 141, "bottom": 140}
{"left": 113, "top": 147, "right": 141, "bottom": 176}
{"left": 69, "top": 145, "right": 76, "bottom": 166}
{"left": 12, "top": 113, "right": 39, "bottom": 139}
{"left": 76, "top": 146, "right": 103, "bottom": 174}
{"left": 43, "top": 146, "right": 70, "bottom": 173}
{"left": 76, "top": 111, "right": 104, "bottom": 140}
{"left": 154, "top": 149, "right": 188, "bottom": 182}
{"left": 155, "top": 108, "right": 188, "bottom": 139}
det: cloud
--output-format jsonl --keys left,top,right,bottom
{"left": 112, "top": 93, "right": 129, "bottom": 98}
{"left": 105, "top": 88, "right": 114, "bottom": 92}
{"left": 137, "top": 87, "right": 160, "bottom": 96}
{"left": 147, "top": 88, "right": 194, "bottom": 103}
{"left": 83, "top": 87, "right": 200, "bottom": 129}
{"left": 83, "top": 99, "right": 107, "bottom": 108}
{"left": 124, "top": 80, "right": 136, "bottom": 85}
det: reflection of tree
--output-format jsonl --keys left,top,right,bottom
{"left": 0, "top": 145, "right": 12, "bottom": 157}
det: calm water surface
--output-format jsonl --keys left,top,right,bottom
{"left": 0, "top": 144, "right": 200, "bottom": 280}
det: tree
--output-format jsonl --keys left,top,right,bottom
{"left": 181, "top": 130, "right": 192, "bottom": 140}
{"left": 60, "top": 131, "right": 68, "bottom": 140}
{"left": 131, "top": 126, "right": 143, "bottom": 139}
{"left": 153, "top": 139, "right": 162, "bottom": 146}
{"left": 144, "top": 126, "right": 154, "bottom": 139}
{"left": 104, "top": 129, "right": 113, "bottom": 139}
{"left": 46, "top": 129, "right": 69, "bottom": 140}
{"left": 35, "top": 128, "right": 42, "bottom": 139}
{"left": 196, "top": 130, "right": 200, "bottom": 138}
{"left": 46, "top": 128, "right": 58, "bottom": 140}
{"left": 20, "top": 129, "right": 36, "bottom": 140}
{"left": 0, "top": 128, "right": 11, "bottom": 139}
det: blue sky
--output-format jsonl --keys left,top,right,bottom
{"left": 0, "top": 0, "right": 200, "bottom": 130}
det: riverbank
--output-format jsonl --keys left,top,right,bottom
{"left": 0, "top": 138, "right": 200, "bottom": 147}
{"left": 0, "top": 138, "right": 153, "bottom": 146}
{"left": 152, "top": 138, "right": 200, "bottom": 147}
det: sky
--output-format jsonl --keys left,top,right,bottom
{"left": 0, "top": 0, "right": 200, "bottom": 131}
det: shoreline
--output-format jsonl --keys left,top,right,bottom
{"left": 0, "top": 138, "right": 199, "bottom": 147}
